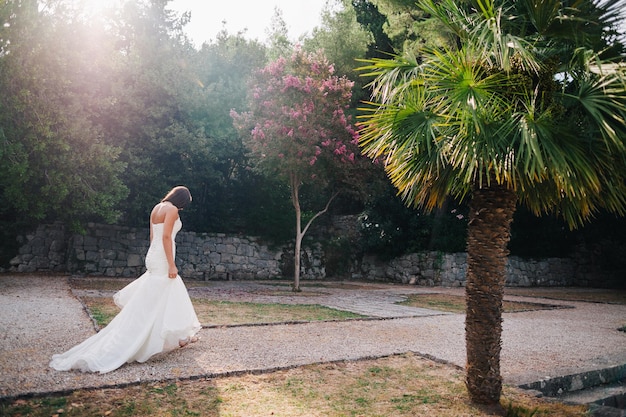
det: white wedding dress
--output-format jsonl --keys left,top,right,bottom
{"left": 50, "top": 218, "right": 201, "bottom": 374}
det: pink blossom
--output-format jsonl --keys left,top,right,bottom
{"left": 283, "top": 75, "right": 302, "bottom": 91}
{"left": 290, "top": 109, "right": 301, "bottom": 119}
{"left": 334, "top": 144, "right": 347, "bottom": 155}
{"left": 234, "top": 47, "right": 362, "bottom": 186}
{"left": 251, "top": 126, "right": 265, "bottom": 140}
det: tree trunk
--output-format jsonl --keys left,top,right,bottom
{"left": 294, "top": 213, "right": 303, "bottom": 292}
{"left": 290, "top": 173, "right": 302, "bottom": 292}
{"left": 465, "top": 184, "right": 516, "bottom": 404}
{"left": 289, "top": 172, "right": 338, "bottom": 292}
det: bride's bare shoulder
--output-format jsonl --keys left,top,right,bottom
{"left": 150, "top": 202, "right": 178, "bottom": 224}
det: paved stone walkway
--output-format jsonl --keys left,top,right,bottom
{"left": 320, "top": 294, "right": 453, "bottom": 318}
{"left": 1, "top": 275, "right": 625, "bottom": 402}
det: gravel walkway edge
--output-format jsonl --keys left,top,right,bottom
{"left": 1, "top": 275, "right": 625, "bottom": 400}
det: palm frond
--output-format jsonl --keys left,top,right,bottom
{"left": 357, "top": 0, "right": 626, "bottom": 227}
{"left": 562, "top": 68, "right": 626, "bottom": 151}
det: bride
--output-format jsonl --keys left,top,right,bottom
{"left": 50, "top": 186, "right": 201, "bottom": 373}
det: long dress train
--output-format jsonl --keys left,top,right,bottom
{"left": 50, "top": 219, "right": 201, "bottom": 373}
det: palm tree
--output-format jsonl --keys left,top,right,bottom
{"left": 357, "top": 0, "right": 626, "bottom": 405}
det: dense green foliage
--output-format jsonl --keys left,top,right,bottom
{"left": 0, "top": 1, "right": 285, "bottom": 236}
{"left": 1, "top": 0, "right": 624, "bottom": 270}
{"left": 0, "top": 0, "right": 384, "bottom": 265}
{"left": 0, "top": 1, "right": 128, "bottom": 228}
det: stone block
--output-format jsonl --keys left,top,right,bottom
{"left": 50, "top": 240, "right": 65, "bottom": 252}
{"left": 31, "top": 244, "right": 47, "bottom": 256}
{"left": 95, "top": 228, "right": 115, "bottom": 238}
{"left": 217, "top": 243, "right": 236, "bottom": 254}
{"left": 127, "top": 254, "right": 143, "bottom": 267}
{"left": 221, "top": 253, "right": 235, "bottom": 263}
{"left": 83, "top": 236, "right": 98, "bottom": 247}
{"left": 237, "top": 245, "right": 256, "bottom": 257}
{"left": 17, "top": 264, "right": 35, "bottom": 272}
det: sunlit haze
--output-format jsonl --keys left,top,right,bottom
{"left": 169, "top": 0, "right": 329, "bottom": 47}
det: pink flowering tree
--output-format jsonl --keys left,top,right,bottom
{"left": 232, "top": 48, "right": 362, "bottom": 291}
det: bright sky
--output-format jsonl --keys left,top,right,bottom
{"left": 169, "top": 0, "right": 330, "bottom": 47}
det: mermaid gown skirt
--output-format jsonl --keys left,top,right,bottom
{"left": 50, "top": 219, "right": 201, "bottom": 373}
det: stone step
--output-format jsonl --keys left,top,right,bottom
{"left": 520, "top": 365, "right": 626, "bottom": 416}
{"left": 519, "top": 364, "right": 626, "bottom": 396}
{"left": 559, "top": 381, "right": 626, "bottom": 406}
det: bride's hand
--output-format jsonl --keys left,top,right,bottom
{"left": 168, "top": 265, "right": 178, "bottom": 279}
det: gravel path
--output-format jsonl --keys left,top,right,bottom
{"left": 1, "top": 275, "right": 625, "bottom": 399}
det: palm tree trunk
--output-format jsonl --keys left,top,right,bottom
{"left": 465, "top": 184, "right": 516, "bottom": 404}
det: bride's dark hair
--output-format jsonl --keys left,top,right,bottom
{"left": 162, "top": 186, "right": 192, "bottom": 209}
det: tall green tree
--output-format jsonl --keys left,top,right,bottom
{"left": 304, "top": 0, "right": 373, "bottom": 80}
{"left": 189, "top": 30, "right": 271, "bottom": 233}
{"left": 265, "top": 7, "right": 293, "bottom": 61}
{"left": 351, "top": 0, "right": 395, "bottom": 58}
{"left": 358, "top": 0, "right": 626, "bottom": 405}
{"left": 0, "top": 0, "right": 127, "bottom": 230}
{"left": 232, "top": 49, "right": 364, "bottom": 291}
{"left": 97, "top": 0, "right": 209, "bottom": 227}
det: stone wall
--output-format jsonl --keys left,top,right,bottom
{"left": 354, "top": 252, "right": 576, "bottom": 287}
{"left": 10, "top": 222, "right": 324, "bottom": 280}
{"left": 5, "top": 221, "right": 610, "bottom": 287}
{"left": 12, "top": 222, "right": 69, "bottom": 273}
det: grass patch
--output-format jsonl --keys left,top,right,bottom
{"left": 79, "top": 297, "right": 363, "bottom": 328}
{"left": 193, "top": 299, "right": 363, "bottom": 326}
{"left": 399, "top": 294, "right": 558, "bottom": 314}
{"left": 0, "top": 353, "right": 588, "bottom": 417}
{"left": 80, "top": 297, "right": 119, "bottom": 328}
